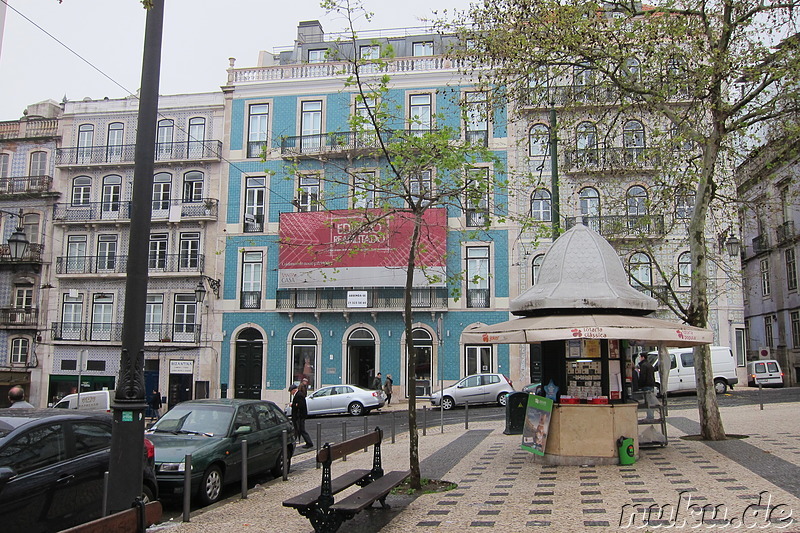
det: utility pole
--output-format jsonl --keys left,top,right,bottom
{"left": 106, "top": 0, "right": 164, "bottom": 513}
{"left": 549, "top": 106, "right": 560, "bottom": 240}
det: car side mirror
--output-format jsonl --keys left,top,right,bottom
{"left": 234, "top": 425, "right": 251, "bottom": 436}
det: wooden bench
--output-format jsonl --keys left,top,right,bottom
{"left": 60, "top": 501, "right": 162, "bottom": 533}
{"left": 283, "top": 427, "right": 409, "bottom": 533}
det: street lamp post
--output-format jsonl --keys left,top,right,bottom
{"left": 0, "top": 209, "right": 29, "bottom": 260}
{"left": 194, "top": 275, "right": 221, "bottom": 302}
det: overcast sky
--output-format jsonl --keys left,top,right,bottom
{"left": 0, "top": 0, "right": 471, "bottom": 121}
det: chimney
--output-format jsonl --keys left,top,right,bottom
{"left": 297, "top": 20, "right": 324, "bottom": 43}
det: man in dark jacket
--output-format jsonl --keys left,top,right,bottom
{"left": 289, "top": 384, "right": 314, "bottom": 448}
{"left": 637, "top": 354, "right": 658, "bottom": 419}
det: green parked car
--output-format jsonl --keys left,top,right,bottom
{"left": 146, "top": 399, "right": 294, "bottom": 505}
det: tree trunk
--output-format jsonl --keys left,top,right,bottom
{"left": 405, "top": 212, "right": 423, "bottom": 488}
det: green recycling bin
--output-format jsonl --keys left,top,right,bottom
{"left": 617, "top": 436, "right": 636, "bottom": 465}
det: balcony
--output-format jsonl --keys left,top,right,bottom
{"left": 466, "top": 288, "right": 490, "bottom": 308}
{"left": 55, "top": 140, "right": 223, "bottom": 167}
{"left": 240, "top": 290, "right": 262, "bottom": 309}
{"left": 563, "top": 147, "right": 663, "bottom": 173}
{"left": 53, "top": 198, "right": 218, "bottom": 224}
{"left": 243, "top": 214, "right": 264, "bottom": 233}
{"left": 752, "top": 234, "right": 770, "bottom": 254}
{"left": 777, "top": 221, "right": 795, "bottom": 244}
{"left": 0, "top": 118, "right": 58, "bottom": 140}
{"left": 276, "top": 287, "right": 448, "bottom": 312}
{"left": 565, "top": 215, "right": 666, "bottom": 239}
{"left": 55, "top": 254, "right": 205, "bottom": 275}
{"left": 0, "top": 243, "right": 44, "bottom": 264}
{"left": 51, "top": 322, "right": 201, "bottom": 343}
{"left": 0, "top": 175, "right": 53, "bottom": 195}
{"left": 523, "top": 84, "right": 619, "bottom": 108}
{"left": 0, "top": 307, "right": 39, "bottom": 328}
{"left": 280, "top": 129, "right": 440, "bottom": 158}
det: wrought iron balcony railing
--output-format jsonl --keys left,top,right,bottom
{"left": 466, "top": 288, "right": 490, "bottom": 308}
{"left": 280, "top": 129, "right": 440, "bottom": 158}
{"left": 52, "top": 321, "right": 201, "bottom": 343}
{"left": 777, "top": 221, "right": 795, "bottom": 244}
{"left": 240, "top": 290, "right": 262, "bottom": 309}
{"left": 53, "top": 198, "right": 218, "bottom": 223}
{"left": 564, "top": 215, "right": 665, "bottom": 238}
{"left": 0, "top": 307, "right": 39, "bottom": 327}
{"left": 752, "top": 234, "right": 770, "bottom": 254}
{"left": 0, "top": 175, "right": 53, "bottom": 195}
{"left": 56, "top": 140, "right": 223, "bottom": 166}
{"left": 276, "top": 287, "right": 448, "bottom": 311}
{"left": 522, "top": 83, "right": 691, "bottom": 108}
{"left": 0, "top": 243, "right": 44, "bottom": 263}
{"left": 563, "top": 147, "right": 663, "bottom": 172}
{"left": 55, "top": 253, "right": 205, "bottom": 274}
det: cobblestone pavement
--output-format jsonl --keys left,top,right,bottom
{"left": 158, "top": 401, "right": 800, "bottom": 532}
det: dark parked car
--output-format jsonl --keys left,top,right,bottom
{"left": 0, "top": 409, "right": 158, "bottom": 533}
{"left": 146, "top": 398, "right": 294, "bottom": 505}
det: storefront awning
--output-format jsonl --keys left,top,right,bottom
{"left": 461, "top": 313, "right": 713, "bottom": 348}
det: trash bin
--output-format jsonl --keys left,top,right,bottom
{"left": 617, "top": 436, "right": 636, "bottom": 465}
{"left": 504, "top": 392, "right": 529, "bottom": 435}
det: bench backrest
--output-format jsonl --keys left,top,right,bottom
{"left": 317, "top": 428, "right": 382, "bottom": 464}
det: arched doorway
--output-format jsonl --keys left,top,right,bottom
{"left": 234, "top": 328, "right": 263, "bottom": 399}
{"left": 347, "top": 328, "right": 375, "bottom": 389}
{"left": 409, "top": 329, "right": 433, "bottom": 397}
{"left": 291, "top": 328, "right": 317, "bottom": 389}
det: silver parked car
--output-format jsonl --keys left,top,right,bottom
{"left": 430, "top": 373, "right": 515, "bottom": 410}
{"left": 300, "top": 385, "right": 386, "bottom": 416}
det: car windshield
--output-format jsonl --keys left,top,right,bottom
{"left": 149, "top": 405, "right": 233, "bottom": 436}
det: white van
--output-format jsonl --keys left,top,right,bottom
{"left": 647, "top": 346, "right": 739, "bottom": 394}
{"left": 52, "top": 390, "right": 111, "bottom": 412}
{"left": 747, "top": 359, "right": 784, "bottom": 387}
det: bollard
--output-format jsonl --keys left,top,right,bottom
{"left": 465, "top": 401, "right": 469, "bottom": 430}
{"left": 342, "top": 421, "right": 347, "bottom": 461}
{"left": 422, "top": 405, "right": 427, "bottom": 436}
{"left": 316, "top": 423, "right": 322, "bottom": 469}
{"left": 183, "top": 454, "right": 192, "bottom": 522}
{"left": 363, "top": 416, "right": 369, "bottom": 452}
{"left": 241, "top": 439, "right": 248, "bottom": 499}
{"left": 102, "top": 471, "right": 109, "bottom": 517}
{"left": 391, "top": 411, "right": 396, "bottom": 444}
{"left": 758, "top": 382, "right": 764, "bottom": 410}
{"left": 282, "top": 430, "right": 288, "bottom": 481}
{"left": 441, "top": 400, "right": 444, "bottom": 434}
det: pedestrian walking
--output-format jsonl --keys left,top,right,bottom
{"left": 8, "top": 386, "right": 34, "bottom": 408}
{"left": 637, "top": 354, "right": 658, "bottom": 420}
{"left": 149, "top": 389, "right": 163, "bottom": 419}
{"left": 383, "top": 374, "right": 393, "bottom": 405}
{"left": 372, "top": 372, "right": 382, "bottom": 391}
{"left": 289, "top": 384, "right": 314, "bottom": 449}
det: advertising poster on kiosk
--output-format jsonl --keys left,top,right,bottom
{"left": 521, "top": 394, "right": 554, "bottom": 456}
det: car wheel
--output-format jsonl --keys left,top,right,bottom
{"left": 440, "top": 396, "right": 455, "bottom": 410}
{"left": 348, "top": 402, "right": 364, "bottom": 416}
{"left": 498, "top": 392, "right": 509, "bottom": 407}
{"left": 141, "top": 484, "right": 156, "bottom": 503}
{"left": 198, "top": 464, "right": 223, "bottom": 506}
{"left": 714, "top": 379, "right": 728, "bottom": 394}
{"left": 270, "top": 449, "right": 292, "bottom": 477}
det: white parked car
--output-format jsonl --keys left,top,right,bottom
{"left": 430, "top": 373, "right": 515, "bottom": 410}
{"left": 289, "top": 384, "right": 385, "bottom": 417}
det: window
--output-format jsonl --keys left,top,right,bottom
{"left": 626, "top": 185, "right": 649, "bottom": 231}
{"left": 360, "top": 45, "right": 379, "bottom": 60}
{"left": 29, "top": 151, "right": 47, "bottom": 177}
{"left": 101, "top": 175, "right": 122, "bottom": 216}
{"left": 465, "top": 91, "right": 488, "bottom": 145}
{"left": 22, "top": 213, "right": 40, "bottom": 245}
{"left": 292, "top": 328, "right": 317, "bottom": 389}
{"left": 247, "top": 104, "right": 269, "bottom": 158}
{"left": 10, "top": 338, "right": 29, "bottom": 364}
{"left": 187, "top": 117, "right": 205, "bottom": 158}
{"left": 66, "top": 235, "right": 87, "bottom": 273}
{"left": 466, "top": 246, "right": 490, "bottom": 308}
{"left": 413, "top": 41, "right": 434, "bottom": 56}
{"left": 72, "top": 422, "right": 112, "bottom": 455}
{"left": 465, "top": 167, "right": 489, "bottom": 227}
{"left": 532, "top": 254, "right": 544, "bottom": 285}
{"left": 61, "top": 294, "right": 84, "bottom": 340}
{"left": 156, "top": 119, "right": 174, "bottom": 158}
{"left": 149, "top": 233, "right": 168, "bottom": 270}
{"left": 622, "top": 57, "right": 640, "bottom": 82}
{"left": 411, "top": 329, "right": 433, "bottom": 393}
{"left": 96, "top": 234, "right": 118, "bottom": 271}
{"left": 0, "top": 423, "right": 65, "bottom": 474}
{"left": 145, "top": 294, "right": 163, "bottom": 340}
{"left": 152, "top": 172, "right": 172, "bottom": 211}
{"left": 531, "top": 189, "right": 551, "bottom": 222}
{"left": 576, "top": 122, "right": 598, "bottom": 165}
{"left": 182, "top": 171, "right": 204, "bottom": 203}
{"left": 14, "top": 287, "right": 33, "bottom": 309}
{"left": 670, "top": 122, "right": 693, "bottom": 150}
{"left": 353, "top": 171, "right": 378, "bottom": 209}
{"left": 579, "top": 187, "right": 600, "bottom": 232}
{"left": 241, "top": 251, "right": 263, "bottom": 310}
{"left": 678, "top": 251, "right": 692, "bottom": 287}
{"left": 296, "top": 175, "right": 320, "bottom": 212}
{"left": 244, "top": 176, "right": 266, "bottom": 232}
{"left": 0, "top": 153, "right": 9, "bottom": 178}
{"left": 179, "top": 232, "right": 200, "bottom": 270}
{"left": 791, "top": 311, "right": 800, "bottom": 349}
{"left": 465, "top": 345, "right": 492, "bottom": 375}
{"left": 106, "top": 122, "right": 124, "bottom": 162}
{"left": 629, "top": 252, "right": 652, "bottom": 295}
{"left": 72, "top": 177, "right": 91, "bottom": 206}
{"left": 623, "top": 120, "right": 645, "bottom": 162}
{"left": 529, "top": 124, "right": 550, "bottom": 170}
{"left": 409, "top": 94, "right": 432, "bottom": 132}
{"left": 675, "top": 190, "right": 695, "bottom": 219}
{"left": 91, "top": 294, "right": 113, "bottom": 341}
{"left": 308, "top": 49, "right": 326, "bottom": 63}
{"left": 173, "top": 294, "right": 197, "bottom": 340}
{"left": 77, "top": 124, "right": 94, "bottom": 163}
{"left": 410, "top": 169, "right": 432, "bottom": 206}
{"left": 760, "top": 258, "right": 770, "bottom": 296}
{"left": 300, "top": 101, "right": 322, "bottom": 153}
{"left": 573, "top": 64, "right": 596, "bottom": 101}
{"left": 786, "top": 248, "right": 797, "bottom": 291}
{"left": 764, "top": 315, "right": 774, "bottom": 349}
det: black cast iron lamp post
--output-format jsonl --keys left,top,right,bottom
{"left": 1, "top": 209, "right": 29, "bottom": 260}
{"left": 195, "top": 275, "right": 220, "bottom": 302}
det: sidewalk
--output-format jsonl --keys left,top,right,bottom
{"left": 160, "top": 401, "right": 800, "bottom": 532}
